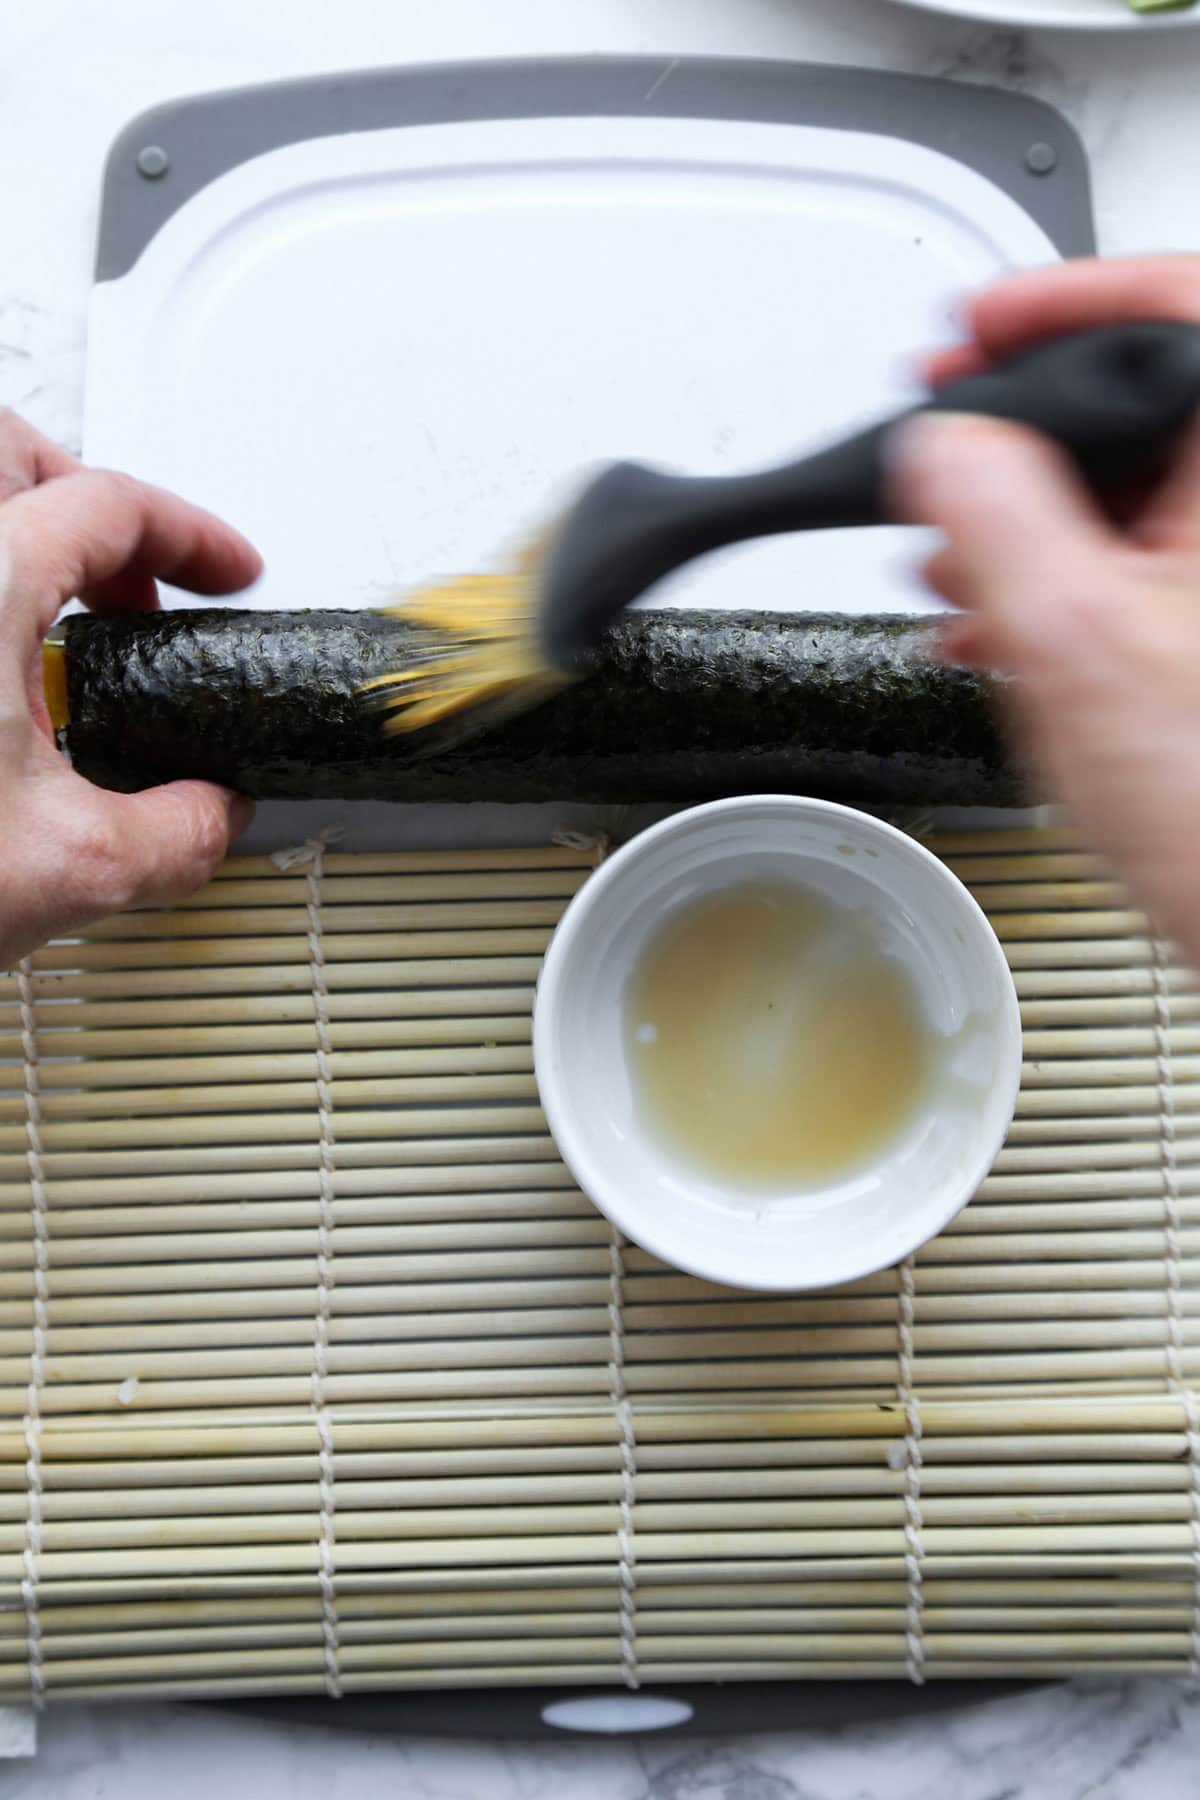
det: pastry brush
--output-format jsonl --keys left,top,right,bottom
{"left": 363, "top": 320, "right": 1200, "bottom": 742}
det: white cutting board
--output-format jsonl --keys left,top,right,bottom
{"left": 84, "top": 63, "right": 1091, "bottom": 848}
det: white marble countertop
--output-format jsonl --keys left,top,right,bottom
{"left": 4, "top": 0, "right": 1200, "bottom": 1792}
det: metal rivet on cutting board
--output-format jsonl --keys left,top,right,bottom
{"left": 136, "top": 145, "right": 170, "bottom": 180}
{"left": 1025, "top": 142, "right": 1057, "bottom": 177}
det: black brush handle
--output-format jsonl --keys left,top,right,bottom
{"left": 542, "top": 321, "right": 1200, "bottom": 670}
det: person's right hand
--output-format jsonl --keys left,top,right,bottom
{"left": 888, "top": 254, "right": 1200, "bottom": 968}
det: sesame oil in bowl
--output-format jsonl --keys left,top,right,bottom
{"left": 626, "top": 879, "right": 936, "bottom": 1191}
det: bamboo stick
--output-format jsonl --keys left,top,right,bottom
{"left": 0, "top": 1605, "right": 1187, "bottom": 1670}
{"left": 0, "top": 955, "right": 546, "bottom": 1004}
{"left": 12, "top": 1042, "right": 533, "bottom": 1091}
{"left": 0, "top": 1432, "right": 1188, "bottom": 1492}
{"left": 2, "top": 1663, "right": 1189, "bottom": 1701}
{"left": 0, "top": 1458, "right": 1193, "bottom": 1527}
{"left": 0, "top": 1106, "right": 549, "bottom": 1153}
{"left": 1013, "top": 965, "right": 1194, "bottom": 997}
{"left": 927, "top": 828, "right": 1082, "bottom": 855}
{"left": 25, "top": 927, "right": 555, "bottom": 973}
{"left": 0, "top": 1188, "right": 592, "bottom": 1242}
{"left": 964, "top": 880, "right": 1127, "bottom": 912}
{"left": 994, "top": 1136, "right": 1200, "bottom": 1172}
{"left": 0, "top": 1281, "right": 1191, "bottom": 1358}
{"left": 1003, "top": 939, "right": 1168, "bottom": 969}
{"left": 7, "top": 1292, "right": 1190, "bottom": 1358}
{"left": 1015, "top": 1086, "right": 1200, "bottom": 1115}
{"left": 1, "top": 1255, "right": 1187, "bottom": 1330}
{"left": 11, "top": 1609, "right": 1195, "bottom": 1664}
{"left": 946, "top": 852, "right": 1104, "bottom": 882}
{"left": 0, "top": 1245, "right": 614, "bottom": 1300}
{"left": 1014, "top": 972, "right": 1194, "bottom": 1000}
{"left": 0, "top": 1072, "right": 540, "bottom": 1121}
{"left": 0, "top": 1164, "right": 583, "bottom": 1217}
{"left": 11, "top": 1559, "right": 1194, "bottom": 1614}
{"left": 0, "top": 1393, "right": 1190, "bottom": 1452}
{"left": 4, "top": 1344, "right": 1198, "bottom": 1414}
{"left": 3, "top": 1568, "right": 1195, "bottom": 1613}
{"left": 77, "top": 897, "right": 574, "bottom": 942}
{"left": 953, "top": 1198, "right": 1200, "bottom": 1231}
{"left": 1022, "top": 1025, "right": 1200, "bottom": 1056}
{"left": 0, "top": 1211, "right": 608, "bottom": 1270}
{"left": 0, "top": 1519, "right": 1194, "bottom": 1584}
{"left": 212, "top": 847, "right": 599, "bottom": 878}
{"left": 10, "top": 1662, "right": 1192, "bottom": 1700}
{"left": 0, "top": 1007, "right": 536, "bottom": 1059}
{"left": 975, "top": 1170, "right": 1200, "bottom": 1202}
{"left": 0, "top": 1630, "right": 1179, "bottom": 1694}
{"left": 1007, "top": 1114, "right": 1200, "bottom": 1142}
{"left": 7, "top": 1578, "right": 1195, "bottom": 1632}
{"left": 5, "top": 980, "right": 542, "bottom": 1030}
{"left": 1020, "top": 995, "right": 1200, "bottom": 1026}
{"left": 0, "top": 1133, "right": 560, "bottom": 1183}
{"left": 138, "top": 868, "right": 590, "bottom": 909}
{"left": 6, "top": 1309, "right": 1198, "bottom": 1390}
{"left": 1021, "top": 1055, "right": 1200, "bottom": 1087}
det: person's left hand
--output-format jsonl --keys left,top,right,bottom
{"left": 0, "top": 410, "right": 262, "bottom": 969}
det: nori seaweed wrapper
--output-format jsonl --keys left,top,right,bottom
{"left": 63, "top": 607, "right": 1022, "bottom": 807}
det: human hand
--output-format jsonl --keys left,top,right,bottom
{"left": 0, "top": 411, "right": 261, "bottom": 969}
{"left": 890, "top": 254, "right": 1200, "bottom": 967}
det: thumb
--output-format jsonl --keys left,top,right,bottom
{"left": 887, "top": 413, "right": 1116, "bottom": 643}
{"left": 48, "top": 778, "right": 255, "bottom": 922}
{"left": 6, "top": 772, "right": 253, "bottom": 962}
{"left": 100, "top": 781, "right": 255, "bottom": 910}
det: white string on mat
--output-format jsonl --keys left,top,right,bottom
{"left": 551, "top": 829, "right": 612, "bottom": 868}
{"left": 895, "top": 1255, "right": 925, "bottom": 1687}
{"left": 562, "top": 831, "right": 638, "bottom": 1685}
{"left": 1152, "top": 936, "right": 1200, "bottom": 1679}
{"left": 15, "top": 959, "right": 46, "bottom": 1711}
{"left": 273, "top": 832, "right": 343, "bottom": 1698}
{"left": 607, "top": 1227, "right": 640, "bottom": 1691}
{"left": 1153, "top": 939, "right": 1186, "bottom": 1388}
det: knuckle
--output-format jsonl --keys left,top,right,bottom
{"left": 0, "top": 407, "right": 30, "bottom": 449}
{"left": 187, "top": 792, "right": 233, "bottom": 871}
{"left": 150, "top": 795, "right": 231, "bottom": 904}
{"left": 61, "top": 813, "right": 135, "bottom": 913}
{"left": 0, "top": 411, "right": 36, "bottom": 503}
{"left": 89, "top": 467, "right": 141, "bottom": 505}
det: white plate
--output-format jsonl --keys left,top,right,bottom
{"left": 887, "top": 0, "right": 1199, "bottom": 27}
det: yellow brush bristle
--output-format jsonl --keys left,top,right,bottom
{"left": 361, "top": 544, "right": 566, "bottom": 739}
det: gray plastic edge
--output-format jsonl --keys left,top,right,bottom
{"left": 95, "top": 56, "right": 1094, "bottom": 281}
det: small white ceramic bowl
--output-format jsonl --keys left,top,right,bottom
{"left": 534, "top": 796, "right": 1021, "bottom": 1292}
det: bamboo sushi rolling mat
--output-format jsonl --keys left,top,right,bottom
{"left": 0, "top": 823, "right": 1198, "bottom": 1705}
